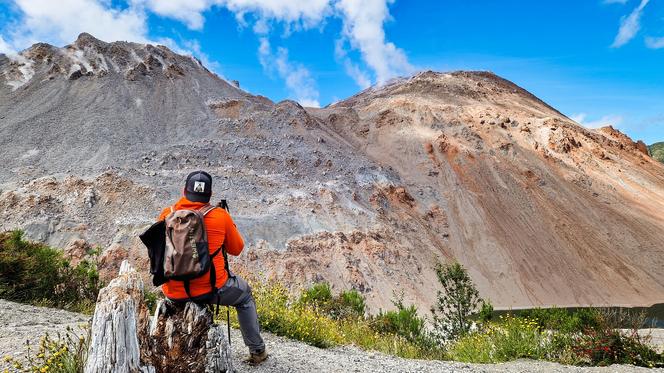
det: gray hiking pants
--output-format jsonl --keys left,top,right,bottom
{"left": 209, "top": 274, "right": 265, "bottom": 353}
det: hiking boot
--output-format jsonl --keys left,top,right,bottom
{"left": 245, "top": 349, "right": 268, "bottom": 365}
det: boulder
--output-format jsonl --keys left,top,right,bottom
{"left": 84, "top": 261, "right": 233, "bottom": 373}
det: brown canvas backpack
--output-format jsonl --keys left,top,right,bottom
{"left": 164, "top": 204, "right": 221, "bottom": 299}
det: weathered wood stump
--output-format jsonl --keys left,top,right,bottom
{"left": 144, "top": 300, "right": 234, "bottom": 373}
{"left": 84, "top": 261, "right": 233, "bottom": 373}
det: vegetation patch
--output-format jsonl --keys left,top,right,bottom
{"left": 246, "top": 278, "right": 444, "bottom": 358}
{"left": 233, "top": 262, "right": 663, "bottom": 367}
{"left": 3, "top": 328, "right": 89, "bottom": 373}
{"left": 649, "top": 142, "right": 664, "bottom": 163}
{"left": 0, "top": 230, "right": 101, "bottom": 313}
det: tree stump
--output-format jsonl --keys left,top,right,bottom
{"left": 144, "top": 300, "right": 234, "bottom": 373}
{"left": 85, "top": 261, "right": 233, "bottom": 373}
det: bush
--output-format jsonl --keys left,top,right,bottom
{"left": 476, "top": 300, "right": 494, "bottom": 323}
{"left": 448, "top": 314, "right": 548, "bottom": 363}
{"left": 519, "top": 307, "right": 602, "bottom": 334}
{"left": 372, "top": 295, "right": 427, "bottom": 345}
{"left": 336, "top": 289, "right": 366, "bottom": 319}
{"left": 253, "top": 280, "right": 343, "bottom": 348}
{"left": 0, "top": 230, "right": 101, "bottom": 312}
{"left": 143, "top": 290, "right": 161, "bottom": 313}
{"left": 449, "top": 308, "right": 664, "bottom": 367}
{"left": 3, "top": 327, "right": 89, "bottom": 373}
{"left": 431, "top": 262, "right": 482, "bottom": 342}
{"left": 562, "top": 311, "right": 663, "bottom": 367}
{"left": 237, "top": 277, "right": 444, "bottom": 359}
{"left": 299, "top": 282, "right": 332, "bottom": 305}
{"left": 299, "top": 282, "right": 365, "bottom": 319}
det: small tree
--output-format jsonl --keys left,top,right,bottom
{"left": 431, "top": 261, "right": 481, "bottom": 342}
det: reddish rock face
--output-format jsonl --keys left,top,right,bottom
{"left": 636, "top": 140, "right": 650, "bottom": 156}
{"left": 598, "top": 126, "right": 650, "bottom": 156}
{"left": 63, "top": 239, "right": 92, "bottom": 267}
{"left": 98, "top": 245, "right": 129, "bottom": 282}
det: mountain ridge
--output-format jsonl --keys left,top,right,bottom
{"left": 1, "top": 34, "right": 663, "bottom": 311}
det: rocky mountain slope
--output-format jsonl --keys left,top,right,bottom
{"left": 1, "top": 34, "right": 663, "bottom": 311}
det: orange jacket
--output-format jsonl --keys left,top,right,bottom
{"left": 158, "top": 197, "right": 244, "bottom": 300}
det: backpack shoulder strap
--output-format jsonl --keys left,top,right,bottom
{"left": 199, "top": 204, "right": 216, "bottom": 216}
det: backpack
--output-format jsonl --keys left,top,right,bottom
{"left": 163, "top": 204, "right": 221, "bottom": 299}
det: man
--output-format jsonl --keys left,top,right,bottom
{"left": 157, "top": 170, "right": 267, "bottom": 364}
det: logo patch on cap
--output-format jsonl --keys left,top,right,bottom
{"left": 193, "top": 181, "right": 206, "bottom": 193}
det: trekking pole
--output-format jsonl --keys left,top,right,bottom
{"left": 217, "top": 199, "right": 232, "bottom": 346}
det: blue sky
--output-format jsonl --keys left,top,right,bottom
{"left": 0, "top": 0, "right": 662, "bottom": 143}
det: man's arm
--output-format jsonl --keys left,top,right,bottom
{"left": 157, "top": 207, "right": 170, "bottom": 221}
{"left": 223, "top": 210, "right": 244, "bottom": 256}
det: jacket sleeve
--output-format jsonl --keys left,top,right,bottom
{"left": 223, "top": 211, "right": 244, "bottom": 256}
{"left": 158, "top": 207, "right": 170, "bottom": 221}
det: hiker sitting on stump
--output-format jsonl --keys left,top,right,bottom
{"left": 154, "top": 171, "right": 267, "bottom": 365}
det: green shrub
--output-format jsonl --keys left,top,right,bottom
{"left": 0, "top": 230, "right": 101, "bottom": 312}
{"left": 372, "top": 295, "right": 427, "bottom": 345}
{"left": 649, "top": 142, "right": 664, "bottom": 163}
{"left": 144, "top": 290, "right": 161, "bottom": 313}
{"left": 299, "top": 282, "right": 365, "bottom": 319}
{"left": 476, "top": 300, "right": 494, "bottom": 323}
{"left": 253, "top": 280, "right": 343, "bottom": 348}
{"left": 519, "top": 307, "right": 602, "bottom": 334}
{"left": 299, "top": 282, "right": 332, "bottom": 305}
{"left": 431, "top": 262, "right": 482, "bottom": 342}
{"left": 336, "top": 289, "right": 366, "bottom": 319}
{"left": 448, "top": 314, "right": 548, "bottom": 363}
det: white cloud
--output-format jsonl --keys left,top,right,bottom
{"left": 645, "top": 36, "right": 664, "bottom": 49}
{"left": 135, "top": 0, "right": 331, "bottom": 31}
{"left": 8, "top": 0, "right": 148, "bottom": 49}
{"left": 258, "top": 37, "right": 320, "bottom": 107}
{"left": 131, "top": 0, "right": 413, "bottom": 87}
{"left": 572, "top": 113, "right": 624, "bottom": 129}
{"left": 132, "top": 0, "right": 211, "bottom": 30}
{"left": 611, "top": 0, "right": 650, "bottom": 48}
{"left": 335, "top": 0, "right": 413, "bottom": 84}
{"left": 221, "top": 0, "right": 331, "bottom": 30}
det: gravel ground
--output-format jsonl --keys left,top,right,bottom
{"left": 0, "top": 300, "right": 89, "bottom": 366}
{"left": 1, "top": 300, "right": 661, "bottom": 373}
